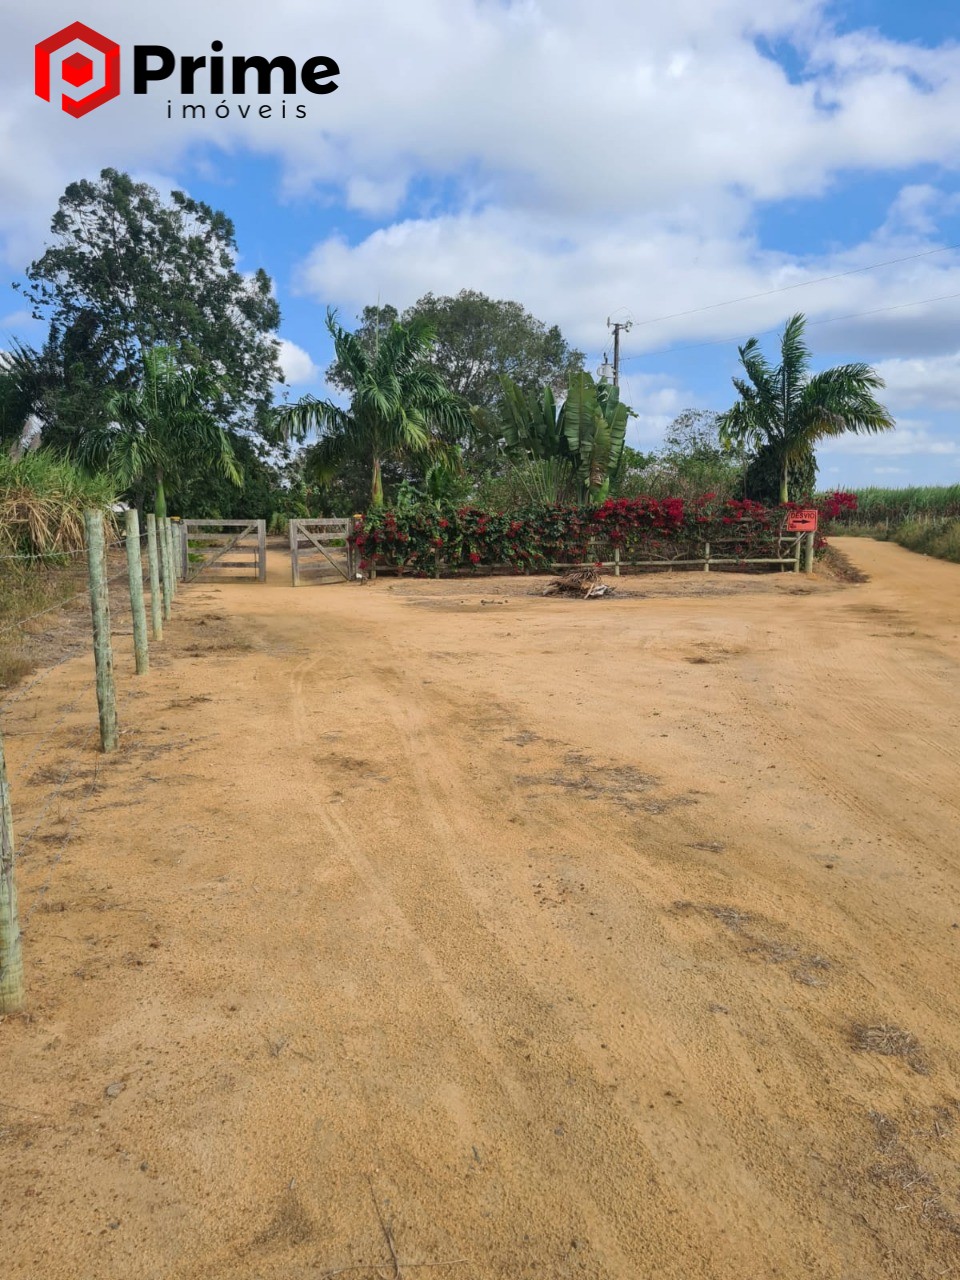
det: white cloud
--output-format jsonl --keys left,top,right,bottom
{"left": 295, "top": 202, "right": 960, "bottom": 359}
{"left": 873, "top": 350, "right": 960, "bottom": 411}
{"left": 880, "top": 185, "right": 960, "bottom": 238}
{"left": 0, "top": 309, "right": 38, "bottom": 333}
{"left": 345, "top": 176, "right": 409, "bottom": 217}
{"left": 6, "top": 0, "right": 960, "bottom": 271}
{"left": 617, "top": 375, "right": 694, "bottom": 448}
{"left": 819, "top": 420, "right": 959, "bottom": 458}
{"left": 276, "top": 337, "right": 319, "bottom": 385}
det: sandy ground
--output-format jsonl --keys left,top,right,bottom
{"left": 2, "top": 538, "right": 960, "bottom": 1280}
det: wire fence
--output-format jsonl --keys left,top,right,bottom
{"left": 1, "top": 544, "right": 132, "bottom": 635}
{"left": 0, "top": 511, "right": 188, "bottom": 1014}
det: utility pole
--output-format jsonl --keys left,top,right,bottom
{"left": 607, "top": 317, "right": 633, "bottom": 388}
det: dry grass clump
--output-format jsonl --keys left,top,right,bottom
{"left": 851, "top": 1022, "right": 929, "bottom": 1073}
{"left": 0, "top": 451, "right": 115, "bottom": 556}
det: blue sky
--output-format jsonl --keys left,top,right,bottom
{"left": 3, "top": 0, "right": 960, "bottom": 487}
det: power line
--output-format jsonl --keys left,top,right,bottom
{"left": 630, "top": 242, "right": 960, "bottom": 329}
{"left": 621, "top": 289, "right": 960, "bottom": 364}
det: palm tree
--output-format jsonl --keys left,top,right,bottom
{"left": 0, "top": 341, "right": 43, "bottom": 453}
{"left": 274, "top": 310, "right": 470, "bottom": 508}
{"left": 76, "top": 346, "right": 241, "bottom": 515}
{"left": 718, "top": 314, "right": 894, "bottom": 503}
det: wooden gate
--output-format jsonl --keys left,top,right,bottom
{"left": 289, "top": 519, "right": 355, "bottom": 586}
{"left": 182, "top": 519, "right": 267, "bottom": 582}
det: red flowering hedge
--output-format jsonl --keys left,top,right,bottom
{"left": 351, "top": 492, "right": 855, "bottom": 575}
{"left": 818, "top": 490, "right": 858, "bottom": 522}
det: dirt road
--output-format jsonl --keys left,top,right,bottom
{"left": 2, "top": 538, "right": 960, "bottom": 1279}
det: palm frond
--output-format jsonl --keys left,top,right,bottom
{"left": 303, "top": 432, "right": 349, "bottom": 485}
{"left": 790, "top": 365, "right": 895, "bottom": 455}
{"left": 273, "top": 396, "right": 352, "bottom": 443}
{"left": 779, "top": 314, "right": 810, "bottom": 386}
{"left": 326, "top": 309, "right": 372, "bottom": 387}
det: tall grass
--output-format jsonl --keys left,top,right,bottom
{"left": 824, "top": 485, "right": 960, "bottom": 526}
{"left": 890, "top": 520, "right": 960, "bottom": 565}
{"left": 0, "top": 451, "right": 115, "bottom": 555}
{"left": 0, "top": 452, "right": 116, "bottom": 690}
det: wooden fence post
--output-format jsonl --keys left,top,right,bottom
{"left": 0, "top": 724, "right": 25, "bottom": 1014}
{"left": 613, "top": 546, "right": 621, "bottom": 577}
{"left": 704, "top": 542, "right": 711, "bottom": 573}
{"left": 290, "top": 520, "right": 300, "bottom": 587}
{"left": 158, "top": 517, "right": 173, "bottom": 620}
{"left": 172, "top": 519, "right": 185, "bottom": 582}
{"left": 352, "top": 514, "right": 365, "bottom": 582}
{"left": 180, "top": 522, "right": 189, "bottom": 580}
{"left": 84, "top": 510, "right": 119, "bottom": 753}
{"left": 124, "top": 509, "right": 149, "bottom": 675}
{"left": 804, "top": 531, "right": 815, "bottom": 574}
{"left": 257, "top": 520, "right": 267, "bottom": 584}
{"left": 160, "top": 518, "right": 170, "bottom": 594}
{"left": 146, "top": 514, "right": 163, "bottom": 640}
{"left": 794, "top": 535, "right": 802, "bottom": 574}
{"left": 166, "top": 519, "right": 179, "bottom": 594}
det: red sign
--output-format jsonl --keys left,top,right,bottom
{"left": 786, "top": 509, "right": 819, "bottom": 532}
{"left": 35, "top": 22, "right": 121, "bottom": 118}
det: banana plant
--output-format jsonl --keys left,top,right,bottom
{"left": 499, "top": 379, "right": 564, "bottom": 460}
{"left": 500, "top": 370, "right": 631, "bottom": 503}
{"left": 562, "top": 372, "right": 629, "bottom": 502}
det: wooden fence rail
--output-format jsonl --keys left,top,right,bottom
{"left": 364, "top": 533, "right": 812, "bottom": 579}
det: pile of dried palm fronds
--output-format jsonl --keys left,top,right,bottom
{"left": 542, "top": 566, "right": 611, "bottom": 598}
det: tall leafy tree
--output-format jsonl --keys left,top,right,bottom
{"left": 17, "top": 168, "right": 283, "bottom": 450}
{"left": 276, "top": 310, "right": 471, "bottom": 508}
{"left": 718, "top": 314, "right": 894, "bottom": 503}
{"left": 328, "top": 292, "right": 584, "bottom": 415}
{"left": 76, "top": 347, "right": 240, "bottom": 517}
{"left": 405, "top": 291, "right": 585, "bottom": 408}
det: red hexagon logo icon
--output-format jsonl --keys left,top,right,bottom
{"left": 62, "top": 52, "right": 95, "bottom": 88}
{"left": 35, "top": 22, "right": 120, "bottom": 118}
